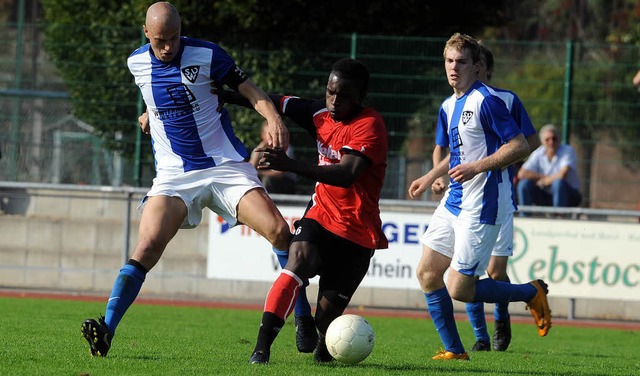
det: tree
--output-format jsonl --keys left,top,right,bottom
{"left": 41, "top": 0, "right": 509, "bottom": 186}
{"left": 478, "top": 0, "right": 640, "bottom": 206}
{"left": 42, "top": 0, "right": 146, "bottom": 154}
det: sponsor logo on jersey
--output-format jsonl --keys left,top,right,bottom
{"left": 317, "top": 140, "right": 341, "bottom": 161}
{"left": 167, "top": 84, "right": 196, "bottom": 106}
{"left": 451, "top": 126, "right": 463, "bottom": 149}
{"left": 182, "top": 66, "right": 200, "bottom": 83}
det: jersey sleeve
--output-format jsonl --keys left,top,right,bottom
{"left": 279, "top": 96, "right": 325, "bottom": 136}
{"left": 435, "top": 106, "right": 449, "bottom": 147}
{"left": 480, "top": 95, "right": 522, "bottom": 143}
{"left": 510, "top": 94, "right": 536, "bottom": 138}
{"left": 205, "top": 43, "right": 247, "bottom": 90}
{"left": 341, "top": 112, "right": 387, "bottom": 165}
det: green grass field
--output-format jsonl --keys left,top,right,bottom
{"left": 1, "top": 296, "right": 638, "bottom": 376}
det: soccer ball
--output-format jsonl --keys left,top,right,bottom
{"left": 325, "top": 314, "right": 375, "bottom": 364}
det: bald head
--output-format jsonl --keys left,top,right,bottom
{"left": 145, "top": 2, "right": 180, "bottom": 31}
{"left": 144, "top": 2, "right": 182, "bottom": 62}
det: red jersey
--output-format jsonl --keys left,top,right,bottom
{"left": 278, "top": 96, "right": 389, "bottom": 249}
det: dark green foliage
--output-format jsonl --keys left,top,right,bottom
{"left": 42, "top": 0, "right": 146, "bottom": 155}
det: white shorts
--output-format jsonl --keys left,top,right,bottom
{"left": 139, "top": 161, "right": 263, "bottom": 229}
{"left": 421, "top": 205, "right": 500, "bottom": 277}
{"left": 492, "top": 212, "right": 514, "bottom": 257}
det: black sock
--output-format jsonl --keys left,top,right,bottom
{"left": 254, "top": 312, "right": 284, "bottom": 353}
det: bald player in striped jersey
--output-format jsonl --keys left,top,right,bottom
{"left": 81, "top": 1, "right": 291, "bottom": 357}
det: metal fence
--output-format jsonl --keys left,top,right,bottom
{"left": 1, "top": 23, "right": 639, "bottom": 209}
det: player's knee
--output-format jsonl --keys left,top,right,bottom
{"left": 447, "top": 281, "right": 473, "bottom": 302}
{"left": 449, "top": 288, "right": 473, "bottom": 302}
{"left": 268, "top": 220, "right": 292, "bottom": 251}
{"left": 488, "top": 269, "right": 507, "bottom": 281}
{"left": 416, "top": 263, "right": 438, "bottom": 291}
{"left": 132, "top": 239, "right": 165, "bottom": 269}
{"left": 323, "top": 290, "right": 350, "bottom": 309}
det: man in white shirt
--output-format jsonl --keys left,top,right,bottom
{"left": 517, "top": 124, "right": 581, "bottom": 209}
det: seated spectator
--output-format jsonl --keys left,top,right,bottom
{"left": 249, "top": 121, "right": 297, "bottom": 194}
{"left": 516, "top": 124, "right": 581, "bottom": 210}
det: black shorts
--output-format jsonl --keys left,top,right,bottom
{"left": 292, "top": 218, "right": 374, "bottom": 297}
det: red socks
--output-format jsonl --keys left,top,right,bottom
{"left": 264, "top": 270, "right": 303, "bottom": 320}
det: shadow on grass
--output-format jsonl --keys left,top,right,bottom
{"left": 319, "top": 360, "right": 615, "bottom": 376}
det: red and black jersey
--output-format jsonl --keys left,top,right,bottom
{"left": 276, "top": 95, "right": 389, "bottom": 250}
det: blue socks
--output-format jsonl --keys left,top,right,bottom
{"left": 425, "top": 287, "right": 465, "bottom": 354}
{"left": 465, "top": 301, "right": 490, "bottom": 343}
{"left": 466, "top": 276, "right": 513, "bottom": 342}
{"left": 494, "top": 276, "right": 511, "bottom": 322}
{"left": 104, "top": 260, "right": 147, "bottom": 334}
{"left": 428, "top": 279, "right": 535, "bottom": 351}
{"left": 273, "top": 247, "right": 311, "bottom": 317}
{"left": 294, "top": 283, "right": 312, "bottom": 316}
{"left": 473, "top": 278, "right": 536, "bottom": 304}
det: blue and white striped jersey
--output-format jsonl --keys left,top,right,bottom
{"left": 491, "top": 85, "right": 536, "bottom": 210}
{"left": 128, "top": 37, "right": 248, "bottom": 177}
{"left": 435, "top": 80, "right": 523, "bottom": 225}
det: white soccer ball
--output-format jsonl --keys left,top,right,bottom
{"left": 325, "top": 314, "right": 375, "bottom": 364}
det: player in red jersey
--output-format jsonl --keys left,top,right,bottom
{"left": 223, "top": 58, "right": 388, "bottom": 365}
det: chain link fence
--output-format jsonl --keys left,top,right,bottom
{"left": 1, "top": 23, "right": 639, "bottom": 209}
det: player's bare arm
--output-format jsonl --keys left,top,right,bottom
{"left": 255, "top": 147, "right": 368, "bottom": 188}
{"left": 408, "top": 157, "right": 450, "bottom": 199}
{"left": 449, "top": 133, "right": 528, "bottom": 183}
{"left": 525, "top": 133, "right": 540, "bottom": 155}
{"left": 237, "top": 79, "right": 289, "bottom": 150}
{"left": 431, "top": 145, "right": 450, "bottom": 194}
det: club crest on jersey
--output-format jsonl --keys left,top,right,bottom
{"left": 461, "top": 111, "right": 473, "bottom": 125}
{"left": 182, "top": 66, "right": 200, "bottom": 83}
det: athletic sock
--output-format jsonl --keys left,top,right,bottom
{"left": 272, "top": 247, "right": 312, "bottom": 317}
{"left": 294, "top": 284, "right": 312, "bottom": 317}
{"left": 494, "top": 276, "right": 510, "bottom": 322}
{"left": 425, "top": 287, "right": 465, "bottom": 354}
{"left": 466, "top": 302, "right": 490, "bottom": 343}
{"left": 104, "top": 259, "right": 147, "bottom": 334}
{"left": 264, "top": 270, "right": 303, "bottom": 320}
{"left": 254, "top": 270, "right": 303, "bottom": 352}
{"left": 273, "top": 247, "right": 289, "bottom": 269}
{"left": 473, "top": 278, "right": 537, "bottom": 304}
{"left": 253, "top": 312, "right": 285, "bottom": 353}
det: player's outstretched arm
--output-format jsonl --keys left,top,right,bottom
{"left": 237, "top": 79, "right": 289, "bottom": 150}
{"left": 255, "top": 147, "right": 368, "bottom": 188}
